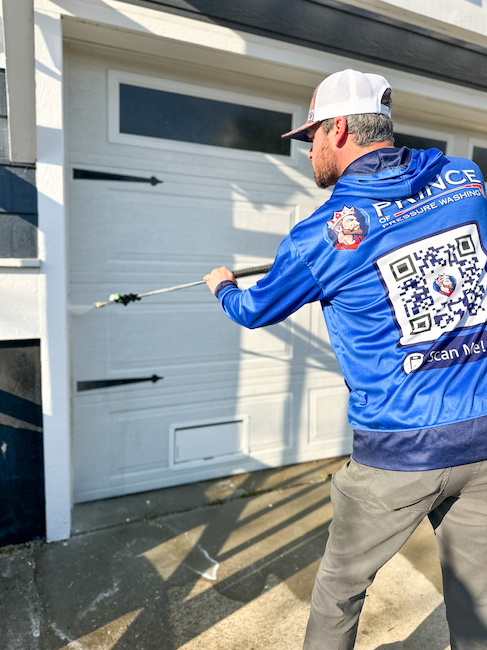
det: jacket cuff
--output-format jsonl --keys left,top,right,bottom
{"left": 214, "top": 280, "right": 238, "bottom": 298}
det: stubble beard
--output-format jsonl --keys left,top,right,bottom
{"left": 313, "top": 139, "right": 341, "bottom": 189}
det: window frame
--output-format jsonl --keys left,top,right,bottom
{"left": 468, "top": 137, "right": 487, "bottom": 175}
{"left": 108, "top": 69, "right": 301, "bottom": 165}
{"left": 392, "top": 121, "right": 455, "bottom": 155}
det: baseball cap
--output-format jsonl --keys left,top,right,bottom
{"left": 282, "top": 69, "right": 392, "bottom": 141}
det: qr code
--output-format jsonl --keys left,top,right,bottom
{"left": 375, "top": 223, "right": 487, "bottom": 347}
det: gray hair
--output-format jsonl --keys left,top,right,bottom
{"left": 321, "top": 88, "right": 394, "bottom": 147}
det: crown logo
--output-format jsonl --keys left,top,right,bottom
{"left": 327, "top": 205, "right": 355, "bottom": 231}
{"left": 436, "top": 273, "right": 451, "bottom": 284}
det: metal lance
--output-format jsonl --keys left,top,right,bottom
{"left": 94, "top": 264, "right": 272, "bottom": 308}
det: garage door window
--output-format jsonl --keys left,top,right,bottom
{"left": 472, "top": 147, "right": 487, "bottom": 178}
{"left": 107, "top": 64, "right": 298, "bottom": 159}
{"left": 119, "top": 84, "right": 291, "bottom": 156}
{"left": 394, "top": 132, "right": 447, "bottom": 153}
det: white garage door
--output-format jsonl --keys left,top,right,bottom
{"left": 66, "top": 43, "right": 352, "bottom": 503}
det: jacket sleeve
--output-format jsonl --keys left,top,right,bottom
{"left": 217, "top": 233, "right": 325, "bottom": 329}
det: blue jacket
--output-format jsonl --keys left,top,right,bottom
{"left": 217, "top": 147, "right": 487, "bottom": 470}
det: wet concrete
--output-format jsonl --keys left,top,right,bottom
{"left": 0, "top": 457, "right": 450, "bottom": 649}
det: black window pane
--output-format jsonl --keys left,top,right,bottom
{"left": 120, "top": 84, "right": 292, "bottom": 156}
{"left": 472, "top": 147, "right": 487, "bottom": 179}
{"left": 393, "top": 132, "right": 447, "bottom": 154}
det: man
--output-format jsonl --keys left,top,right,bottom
{"left": 327, "top": 205, "right": 366, "bottom": 250}
{"left": 204, "top": 69, "right": 487, "bottom": 649}
{"left": 434, "top": 272, "right": 456, "bottom": 297}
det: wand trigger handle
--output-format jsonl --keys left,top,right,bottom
{"left": 232, "top": 264, "right": 272, "bottom": 279}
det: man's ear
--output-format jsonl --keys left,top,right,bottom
{"left": 333, "top": 116, "right": 348, "bottom": 148}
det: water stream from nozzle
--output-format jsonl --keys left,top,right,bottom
{"left": 68, "top": 304, "right": 96, "bottom": 316}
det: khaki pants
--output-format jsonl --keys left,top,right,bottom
{"left": 303, "top": 458, "right": 487, "bottom": 650}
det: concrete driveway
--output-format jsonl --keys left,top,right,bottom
{"left": 1, "top": 457, "right": 450, "bottom": 649}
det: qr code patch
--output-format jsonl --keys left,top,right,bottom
{"left": 375, "top": 224, "right": 487, "bottom": 347}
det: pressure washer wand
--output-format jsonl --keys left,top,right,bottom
{"left": 95, "top": 264, "right": 272, "bottom": 308}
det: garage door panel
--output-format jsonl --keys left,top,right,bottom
{"left": 107, "top": 307, "right": 292, "bottom": 370}
{"left": 107, "top": 200, "right": 294, "bottom": 265}
{"left": 67, "top": 47, "right": 350, "bottom": 501}
{"left": 69, "top": 152, "right": 318, "bottom": 192}
{"left": 247, "top": 392, "right": 292, "bottom": 453}
{"left": 70, "top": 307, "right": 293, "bottom": 383}
{"left": 111, "top": 409, "right": 171, "bottom": 476}
{"left": 308, "top": 386, "right": 353, "bottom": 447}
{"left": 74, "top": 391, "right": 293, "bottom": 502}
{"left": 69, "top": 185, "right": 296, "bottom": 271}
{"left": 72, "top": 402, "right": 112, "bottom": 500}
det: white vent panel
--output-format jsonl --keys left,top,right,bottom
{"left": 172, "top": 418, "right": 248, "bottom": 465}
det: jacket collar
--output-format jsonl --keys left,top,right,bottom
{"left": 341, "top": 146, "right": 412, "bottom": 177}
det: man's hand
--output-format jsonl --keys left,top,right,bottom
{"left": 204, "top": 267, "right": 237, "bottom": 294}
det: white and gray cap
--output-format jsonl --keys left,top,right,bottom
{"left": 282, "top": 69, "right": 392, "bottom": 142}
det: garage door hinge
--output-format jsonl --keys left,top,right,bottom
{"left": 77, "top": 374, "right": 163, "bottom": 391}
{"left": 73, "top": 169, "right": 163, "bottom": 186}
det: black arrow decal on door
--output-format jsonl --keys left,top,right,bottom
{"left": 77, "top": 375, "right": 163, "bottom": 391}
{"left": 73, "top": 169, "right": 163, "bottom": 185}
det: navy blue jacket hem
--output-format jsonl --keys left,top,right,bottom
{"left": 353, "top": 413, "right": 487, "bottom": 470}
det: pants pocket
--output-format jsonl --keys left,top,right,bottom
{"left": 331, "top": 458, "right": 378, "bottom": 504}
{"left": 367, "top": 467, "right": 448, "bottom": 512}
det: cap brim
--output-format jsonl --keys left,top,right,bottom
{"left": 281, "top": 120, "right": 320, "bottom": 141}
